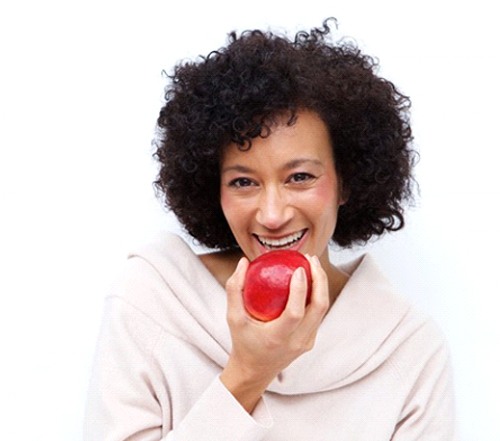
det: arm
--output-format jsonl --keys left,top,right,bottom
{"left": 220, "top": 255, "right": 330, "bottom": 414}
{"left": 391, "top": 330, "right": 457, "bottom": 440}
{"left": 83, "top": 297, "right": 166, "bottom": 441}
{"left": 84, "top": 300, "right": 273, "bottom": 441}
{"left": 83, "top": 258, "right": 274, "bottom": 441}
{"left": 84, "top": 253, "right": 330, "bottom": 440}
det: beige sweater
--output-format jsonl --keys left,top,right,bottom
{"left": 84, "top": 233, "right": 456, "bottom": 440}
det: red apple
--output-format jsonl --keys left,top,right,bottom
{"left": 243, "top": 250, "right": 312, "bottom": 321}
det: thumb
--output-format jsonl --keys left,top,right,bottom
{"left": 225, "top": 257, "right": 249, "bottom": 315}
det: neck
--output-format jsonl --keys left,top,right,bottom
{"left": 325, "top": 263, "right": 349, "bottom": 307}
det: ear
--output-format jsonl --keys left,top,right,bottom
{"left": 338, "top": 178, "right": 350, "bottom": 206}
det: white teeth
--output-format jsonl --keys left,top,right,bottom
{"left": 257, "top": 230, "right": 305, "bottom": 248}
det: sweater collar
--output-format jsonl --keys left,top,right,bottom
{"left": 135, "top": 233, "right": 410, "bottom": 395}
{"left": 268, "top": 253, "right": 411, "bottom": 394}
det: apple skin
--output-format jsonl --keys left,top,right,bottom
{"left": 243, "top": 250, "right": 312, "bottom": 322}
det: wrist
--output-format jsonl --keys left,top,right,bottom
{"left": 220, "top": 358, "right": 274, "bottom": 414}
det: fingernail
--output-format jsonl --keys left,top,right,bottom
{"left": 294, "top": 267, "right": 305, "bottom": 281}
{"left": 236, "top": 257, "right": 246, "bottom": 271}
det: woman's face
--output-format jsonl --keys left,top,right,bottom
{"left": 220, "top": 110, "right": 346, "bottom": 265}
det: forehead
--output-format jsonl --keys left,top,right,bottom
{"left": 221, "top": 110, "right": 334, "bottom": 166}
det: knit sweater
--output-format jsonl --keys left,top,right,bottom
{"left": 84, "top": 233, "right": 456, "bottom": 440}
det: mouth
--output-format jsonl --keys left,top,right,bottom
{"left": 255, "top": 229, "right": 307, "bottom": 250}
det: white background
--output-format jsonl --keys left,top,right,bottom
{"left": 1, "top": 1, "right": 498, "bottom": 439}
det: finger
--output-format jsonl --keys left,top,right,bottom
{"left": 300, "top": 255, "right": 330, "bottom": 332}
{"left": 281, "top": 266, "right": 308, "bottom": 324}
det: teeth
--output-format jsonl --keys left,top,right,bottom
{"left": 257, "top": 230, "right": 305, "bottom": 249}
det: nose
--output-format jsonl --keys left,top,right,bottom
{"left": 255, "top": 186, "right": 293, "bottom": 230}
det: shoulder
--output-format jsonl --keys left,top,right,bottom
{"left": 110, "top": 232, "right": 199, "bottom": 302}
{"left": 335, "top": 253, "right": 450, "bottom": 371}
{"left": 336, "top": 253, "right": 412, "bottom": 325}
{"left": 128, "top": 232, "right": 200, "bottom": 274}
{"left": 106, "top": 233, "right": 226, "bottom": 331}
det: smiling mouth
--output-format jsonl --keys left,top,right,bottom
{"left": 255, "top": 229, "right": 307, "bottom": 250}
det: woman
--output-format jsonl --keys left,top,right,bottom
{"left": 84, "top": 20, "right": 456, "bottom": 440}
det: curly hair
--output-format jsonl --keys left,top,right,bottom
{"left": 154, "top": 19, "right": 416, "bottom": 249}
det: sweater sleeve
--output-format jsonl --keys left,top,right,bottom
{"left": 391, "top": 327, "right": 457, "bottom": 441}
{"left": 165, "top": 377, "right": 273, "bottom": 441}
{"left": 84, "top": 265, "right": 273, "bottom": 441}
{"left": 83, "top": 297, "right": 165, "bottom": 441}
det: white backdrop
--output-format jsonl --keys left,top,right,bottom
{"left": 1, "top": 1, "right": 498, "bottom": 439}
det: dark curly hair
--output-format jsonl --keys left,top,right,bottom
{"left": 154, "top": 19, "right": 416, "bottom": 249}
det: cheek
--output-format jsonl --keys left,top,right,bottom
{"left": 220, "top": 188, "right": 229, "bottom": 212}
{"left": 300, "top": 178, "right": 340, "bottom": 230}
{"left": 220, "top": 190, "right": 248, "bottom": 228}
{"left": 219, "top": 190, "right": 234, "bottom": 222}
{"left": 311, "top": 177, "right": 340, "bottom": 209}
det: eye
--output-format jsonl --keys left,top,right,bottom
{"left": 288, "top": 172, "right": 315, "bottom": 184}
{"left": 228, "top": 177, "right": 255, "bottom": 188}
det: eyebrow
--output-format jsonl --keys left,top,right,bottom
{"left": 221, "top": 158, "right": 324, "bottom": 174}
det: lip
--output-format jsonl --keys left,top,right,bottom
{"left": 253, "top": 229, "right": 309, "bottom": 255}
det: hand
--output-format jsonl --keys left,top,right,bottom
{"left": 220, "top": 254, "right": 330, "bottom": 412}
